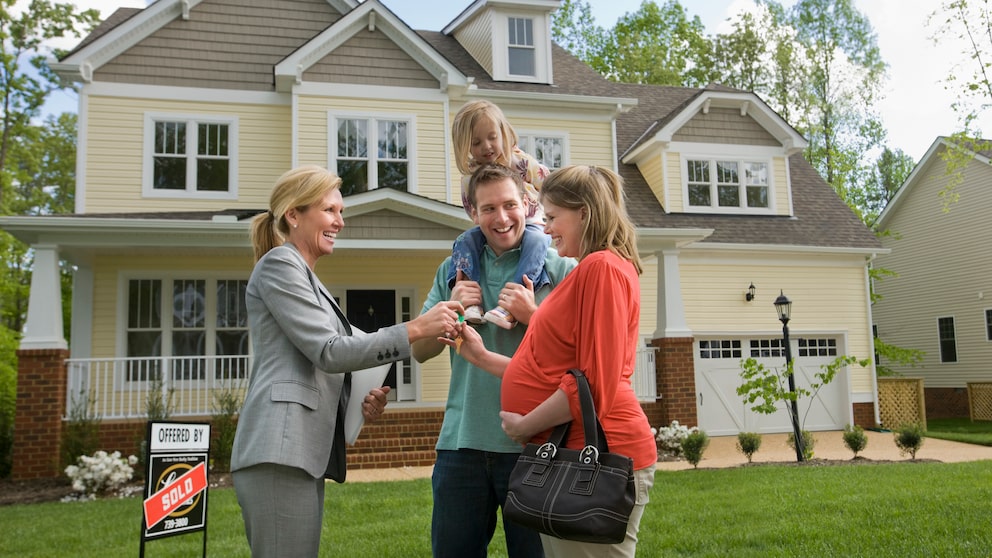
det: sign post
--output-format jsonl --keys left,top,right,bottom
{"left": 139, "top": 421, "right": 211, "bottom": 557}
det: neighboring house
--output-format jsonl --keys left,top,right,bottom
{"left": 1, "top": 0, "right": 883, "bottom": 479}
{"left": 872, "top": 136, "right": 992, "bottom": 418}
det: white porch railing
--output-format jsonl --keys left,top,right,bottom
{"left": 66, "top": 345, "right": 659, "bottom": 419}
{"left": 633, "top": 345, "right": 659, "bottom": 402}
{"left": 65, "top": 355, "right": 251, "bottom": 420}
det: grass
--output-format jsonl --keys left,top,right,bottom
{"left": 925, "top": 417, "right": 992, "bottom": 446}
{"left": 2, "top": 460, "right": 991, "bottom": 557}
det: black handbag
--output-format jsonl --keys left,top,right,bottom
{"left": 503, "top": 369, "right": 636, "bottom": 544}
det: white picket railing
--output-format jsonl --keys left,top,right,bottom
{"left": 633, "top": 345, "right": 659, "bottom": 402}
{"left": 65, "top": 355, "right": 251, "bottom": 420}
{"left": 65, "top": 345, "right": 659, "bottom": 419}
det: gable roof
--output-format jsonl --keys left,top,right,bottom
{"left": 876, "top": 135, "right": 992, "bottom": 229}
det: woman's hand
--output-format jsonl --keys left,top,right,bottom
{"left": 408, "top": 300, "right": 463, "bottom": 342}
{"left": 499, "top": 411, "right": 532, "bottom": 445}
{"left": 362, "top": 386, "right": 391, "bottom": 422}
{"left": 437, "top": 322, "right": 486, "bottom": 365}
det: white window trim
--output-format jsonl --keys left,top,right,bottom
{"left": 492, "top": 11, "right": 551, "bottom": 84}
{"left": 327, "top": 110, "right": 418, "bottom": 194}
{"left": 517, "top": 130, "right": 569, "bottom": 170}
{"left": 679, "top": 151, "right": 776, "bottom": 215}
{"left": 142, "top": 112, "right": 239, "bottom": 200}
{"left": 117, "top": 272, "right": 250, "bottom": 362}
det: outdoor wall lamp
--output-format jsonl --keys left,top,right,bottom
{"left": 745, "top": 282, "right": 756, "bottom": 302}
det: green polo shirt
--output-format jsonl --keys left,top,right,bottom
{"left": 421, "top": 245, "right": 576, "bottom": 453}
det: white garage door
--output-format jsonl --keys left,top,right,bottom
{"left": 694, "top": 336, "right": 851, "bottom": 436}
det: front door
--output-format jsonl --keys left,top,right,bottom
{"left": 345, "top": 289, "right": 416, "bottom": 402}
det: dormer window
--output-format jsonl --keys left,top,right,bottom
{"left": 508, "top": 17, "right": 535, "bottom": 77}
{"left": 683, "top": 156, "right": 773, "bottom": 213}
{"left": 492, "top": 11, "right": 551, "bottom": 83}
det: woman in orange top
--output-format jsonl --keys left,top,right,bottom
{"left": 448, "top": 165, "right": 656, "bottom": 558}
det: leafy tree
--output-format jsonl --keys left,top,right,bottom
{"left": 550, "top": 0, "right": 605, "bottom": 64}
{"left": 853, "top": 146, "right": 915, "bottom": 227}
{"left": 928, "top": 0, "right": 992, "bottom": 136}
{"left": 0, "top": 0, "right": 99, "bottom": 208}
{"left": 589, "top": 0, "right": 714, "bottom": 87}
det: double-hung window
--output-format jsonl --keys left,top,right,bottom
{"left": 518, "top": 132, "right": 567, "bottom": 171}
{"left": 331, "top": 113, "right": 413, "bottom": 195}
{"left": 125, "top": 277, "right": 249, "bottom": 382}
{"left": 937, "top": 316, "right": 957, "bottom": 363}
{"left": 685, "top": 157, "right": 771, "bottom": 213}
{"left": 507, "top": 17, "right": 535, "bottom": 77}
{"left": 143, "top": 114, "right": 238, "bottom": 199}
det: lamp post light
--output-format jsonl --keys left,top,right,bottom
{"left": 773, "top": 290, "right": 806, "bottom": 462}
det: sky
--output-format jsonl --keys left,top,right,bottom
{"left": 32, "top": 0, "right": 992, "bottom": 162}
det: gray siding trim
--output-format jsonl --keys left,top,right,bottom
{"left": 341, "top": 209, "right": 461, "bottom": 241}
{"left": 673, "top": 107, "right": 779, "bottom": 146}
{"left": 93, "top": 0, "right": 342, "bottom": 90}
{"left": 305, "top": 30, "right": 438, "bottom": 89}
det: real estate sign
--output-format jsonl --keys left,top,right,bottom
{"left": 140, "top": 421, "right": 211, "bottom": 556}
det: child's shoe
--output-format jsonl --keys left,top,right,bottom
{"left": 484, "top": 306, "right": 517, "bottom": 329}
{"left": 464, "top": 305, "right": 486, "bottom": 325}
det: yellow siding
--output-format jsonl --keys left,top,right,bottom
{"left": 297, "top": 96, "right": 450, "bottom": 204}
{"left": 665, "top": 151, "right": 683, "bottom": 208}
{"left": 84, "top": 96, "right": 291, "bottom": 213}
{"left": 637, "top": 154, "right": 665, "bottom": 209}
{"left": 773, "top": 156, "right": 789, "bottom": 214}
{"left": 454, "top": 11, "right": 494, "bottom": 75}
{"left": 873, "top": 152, "right": 992, "bottom": 387}
{"left": 679, "top": 255, "right": 875, "bottom": 393}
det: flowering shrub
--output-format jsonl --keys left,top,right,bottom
{"left": 63, "top": 450, "right": 138, "bottom": 500}
{"left": 652, "top": 420, "right": 699, "bottom": 457}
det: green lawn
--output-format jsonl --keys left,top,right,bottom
{"left": 2, "top": 459, "right": 991, "bottom": 557}
{"left": 926, "top": 417, "right": 992, "bottom": 446}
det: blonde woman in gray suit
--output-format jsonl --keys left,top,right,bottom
{"left": 232, "top": 165, "right": 463, "bottom": 558}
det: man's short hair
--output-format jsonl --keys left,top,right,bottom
{"left": 465, "top": 163, "right": 526, "bottom": 212}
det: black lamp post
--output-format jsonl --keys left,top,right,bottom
{"left": 774, "top": 290, "right": 805, "bottom": 462}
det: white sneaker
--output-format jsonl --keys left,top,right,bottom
{"left": 464, "top": 305, "right": 486, "bottom": 325}
{"left": 484, "top": 306, "right": 517, "bottom": 329}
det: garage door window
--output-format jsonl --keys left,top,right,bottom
{"left": 798, "top": 338, "right": 837, "bottom": 357}
{"left": 699, "top": 339, "right": 741, "bottom": 359}
{"left": 749, "top": 339, "right": 785, "bottom": 358}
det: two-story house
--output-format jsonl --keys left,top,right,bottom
{"left": 872, "top": 136, "right": 992, "bottom": 419}
{"left": 1, "top": 0, "right": 883, "bottom": 479}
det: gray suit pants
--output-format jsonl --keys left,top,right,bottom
{"left": 234, "top": 462, "right": 325, "bottom": 557}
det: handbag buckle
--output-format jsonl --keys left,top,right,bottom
{"left": 579, "top": 445, "right": 599, "bottom": 464}
{"left": 537, "top": 442, "right": 557, "bottom": 459}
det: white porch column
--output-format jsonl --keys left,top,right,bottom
{"left": 20, "top": 244, "right": 67, "bottom": 350}
{"left": 653, "top": 249, "right": 691, "bottom": 338}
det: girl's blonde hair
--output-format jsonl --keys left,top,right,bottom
{"left": 451, "top": 100, "right": 518, "bottom": 176}
{"left": 250, "top": 165, "right": 342, "bottom": 262}
{"left": 540, "top": 165, "right": 643, "bottom": 275}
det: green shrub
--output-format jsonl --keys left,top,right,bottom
{"left": 0, "top": 327, "right": 18, "bottom": 479}
{"left": 210, "top": 386, "right": 243, "bottom": 473}
{"left": 787, "top": 429, "right": 815, "bottom": 461}
{"left": 843, "top": 424, "right": 868, "bottom": 458}
{"left": 682, "top": 430, "right": 709, "bottom": 468}
{"left": 60, "top": 389, "right": 101, "bottom": 470}
{"left": 736, "top": 432, "right": 762, "bottom": 463}
{"left": 894, "top": 423, "right": 925, "bottom": 459}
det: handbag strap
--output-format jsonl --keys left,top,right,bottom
{"left": 567, "top": 369, "right": 610, "bottom": 454}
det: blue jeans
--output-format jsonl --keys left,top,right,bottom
{"left": 431, "top": 449, "right": 544, "bottom": 558}
{"left": 446, "top": 223, "right": 551, "bottom": 291}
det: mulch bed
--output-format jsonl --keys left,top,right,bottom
{"left": 0, "top": 473, "right": 234, "bottom": 507}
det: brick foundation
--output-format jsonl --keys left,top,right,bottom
{"left": 12, "top": 349, "right": 69, "bottom": 480}
{"left": 925, "top": 387, "right": 969, "bottom": 419}
{"left": 852, "top": 402, "right": 877, "bottom": 428}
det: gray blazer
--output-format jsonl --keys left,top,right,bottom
{"left": 230, "top": 243, "right": 410, "bottom": 479}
